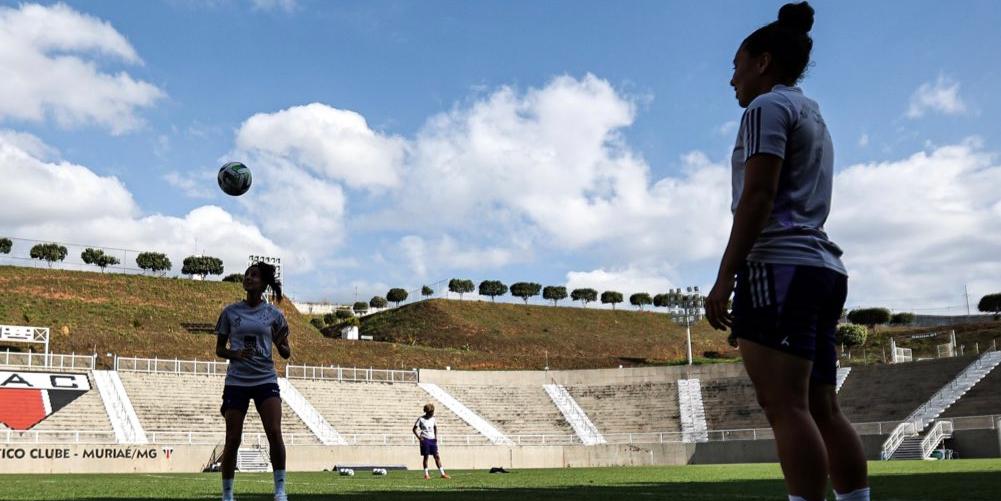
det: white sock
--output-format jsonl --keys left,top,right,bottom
{"left": 836, "top": 487, "right": 870, "bottom": 501}
{"left": 222, "top": 478, "right": 234, "bottom": 500}
{"left": 424, "top": 467, "right": 429, "bottom": 476}
{"left": 273, "top": 470, "right": 286, "bottom": 496}
{"left": 438, "top": 467, "right": 446, "bottom": 475}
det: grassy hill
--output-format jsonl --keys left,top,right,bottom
{"left": 0, "top": 265, "right": 739, "bottom": 370}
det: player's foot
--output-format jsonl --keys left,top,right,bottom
{"left": 424, "top": 473, "right": 431, "bottom": 480}
{"left": 274, "top": 495, "right": 288, "bottom": 501}
{"left": 440, "top": 473, "right": 451, "bottom": 479}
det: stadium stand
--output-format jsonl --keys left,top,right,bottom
{"left": 940, "top": 358, "right": 1001, "bottom": 418}
{"left": 565, "top": 382, "right": 683, "bottom": 434}
{"left": 116, "top": 372, "right": 320, "bottom": 444}
{"left": 442, "top": 385, "right": 573, "bottom": 438}
{"left": 837, "top": 356, "right": 976, "bottom": 423}
{"left": 290, "top": 379, "right": 489, "bottom": 444}
{"left": 699, "top": 377, "right": 770, "bottom": 430}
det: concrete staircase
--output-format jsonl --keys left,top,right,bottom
{"left": 92, "top": 370, "right": 147, "bottom": 444}
{"left": 677, "top": 379, "right": 708, "bottom": 443}
{"left": 418, "top": 383, "right": 512, "bottom": 445}
{"left": 543, "top": 384, "right": 605, "bottom": 445}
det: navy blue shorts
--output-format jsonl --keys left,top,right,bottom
{"left": 220, "top": 383, "right": 281, "bottom": 415}
{"left": 732, "top": 261, "right": 847, "bottom": 385}
{"left": 419, "top": 438, "right": 439, "bottom": 456}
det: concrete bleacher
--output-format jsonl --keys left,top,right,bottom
{"left": 0, "top": 370, "right": 113, "bottom": 440}
{"left": 699, "top": 376, "right": 769, "bottom": 431}
{"left": 941, "top": 361, "right": 1001, "bottom": 418}
{"left": 291, "top": 379, "right": 488, "bottom": 443}
{"left": 566, "top": 382, "right": 682, "bottom": 434}
{"left": 837, "top": 356, "right": 976, "bottom": 423}
{"left": 117, "top": 372, "right": 320, "bottom": 444}
{"left": 442, "top": 385, "right": 573, "bottom": 438}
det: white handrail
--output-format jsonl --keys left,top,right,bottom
{"left": 114, "top": 356, "right": 228, "bottom": 375}
{"left": 0, "top": 349, "right": 96, "bottom": 369}
{"left": 920, "top": 420, "right": 953, "bottom": 459}
{"left": 882, "top": 421, "right": 917, "bottom": 460}
{"left": 906, "top": 349, "right": 1000, "bottom": 431}
{"left": 285, "top": 364, "right": 418, "bottom": 383}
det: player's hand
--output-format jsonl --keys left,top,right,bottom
{"left": 705, "top": 275, "right": 734, "bottom": 331}
{"left": 232, "top": 346, "right": 255, "bottom": 361}
{"left": 272, "top": 324, "right": 289, "bottom": 347}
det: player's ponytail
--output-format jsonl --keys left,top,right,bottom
{"left": 741, "top": 1, "right": 815, "bottom": 83}
{"left": 251, "top": 262, "right": 283, "bottom": 303}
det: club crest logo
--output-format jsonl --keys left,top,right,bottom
{"left": 0, "top": 371, "right": 90, "bottom": 430}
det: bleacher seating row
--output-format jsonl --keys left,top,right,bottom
{"left": 2, "top": 354, "right": 999, "bottom": 445}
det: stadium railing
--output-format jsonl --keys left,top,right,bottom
{"left": 0, "top": 350, "right": 96, "bottom": 370}
{"left": 114, "top": 356, "right": 228, "bottom": 375}
{"left": 284, "top": 364, "right": 419, "bottom": 383}
{"left": 1, "top": 430, "right": 117, "bottom": 444}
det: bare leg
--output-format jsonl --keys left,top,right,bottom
{"left": 809, "top": 383, "right": 869, "bottom": 493}
{"left": 257, "top": 397, "right": 286, "bottom": 470}
{"left": 221, "top": 409, "right": 246, "bottom": 480}
{"left": 434, "top": 453, "right": 442, "bottom": 469}
{"left": 741, "top": 339, "right": 829, "bottom": 501}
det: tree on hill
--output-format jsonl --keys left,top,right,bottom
{"left": 323, "top": 313, "right": 336, "bottom": 325}
{"left": 353, "top": 301, "right": 369, "bottom": 314}
{"left": 0, "top": 237, "right": 12, "bottom": 254}
{"left": 510, "top": 282, "right": 542, "bottom": 304}
{"left": 369, "top": 296, "right": 388, "bottom": 309}
{"left": 890, "top": 312, "right": 915, "bottom": 326}
{"left": 978, "top": 293, "right": 1001, "bottom": 320}
{"left": 847, "top": 308, "right": 891, "bottom": 330}
{"left": 181, "top": 255, "right": 224, "bottom": 280}
{"left": 81, "top": 248, "right": 119, "bottom": 272}
{"left": 335, "top": 309, "right": 354, "bottom": 320}
{"left": 387, "top": 288, "right": 409, "bottom": 307}
{"left": 309, "top": 318, "right": 325, "bottom": 330}
{"left": 630, "top": 292, "right": 653, "bottom": 311}
{"left": 600, "top": 291, "right": 624, "bottom": 310}
{"left": 571, "top": 288, "right": 598, "bottom": 307}
{"left": 222, "top": 273, "right": 243, "bottom": 283}
{"left": 478, "top": 280, "right": 508, "bottom": 302}
{"left": 136, "top": 252, "right": 172, "bottom": 276}
{"left": 30, "top": 243, "right": 67, "bottom": 268}
{"left": 653, "top": 293, "right": 668, "bottom": 308}
{"left": 542, "top": 286, "right": 567, "bottom": 306}
{"left": 448, "top": 278, "right": 475, "bottom": 300}
{"left": 836, "top": 323, "right": 868, "bottom": 359}
{"left": 421, "top": 285, "right": 434, "bottom": 298}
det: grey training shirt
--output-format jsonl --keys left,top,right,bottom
{"left": 216, "top": 301, "right": 288, "bottom": 386}
{"left": 731, "top": 84, "right": 847, "bottom": 275}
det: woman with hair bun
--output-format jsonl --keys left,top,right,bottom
{"left": 705, "top": 3, "right": 870, "bottom": 501}
{"left": 214, "top": 262, "right": 291, "bottom": 501}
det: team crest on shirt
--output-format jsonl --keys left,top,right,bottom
{"left": 0, "top": 371, "right": 90, "bottom": 430}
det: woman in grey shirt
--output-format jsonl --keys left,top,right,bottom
{"left": 215, "top": 262, "right": 291, "bottom": 501}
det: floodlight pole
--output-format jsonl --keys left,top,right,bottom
{"left": 670, "top": 286, "right": 704, "bottom": 366}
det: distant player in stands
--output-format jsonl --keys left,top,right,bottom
{"left": 215, "top": 262, "right": 291, "bottom": 501}
{"left": 705, "top": 3, "right": 870, "bottom": 501}
{"left": 413, "top": 403, "right": 450, "bottom": 480}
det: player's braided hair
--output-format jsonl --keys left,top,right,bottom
{"left": 741, "top": 2, "right": 815, "bottom": 84}
{"left": 249, "top": 262, "right": 283, "bottom": 303}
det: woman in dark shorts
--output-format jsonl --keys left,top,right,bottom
{"left": 215, "top": 262, "right": 291, "bottom": 501}
{"left": 705, "top": 3, "right": 869, "bottom": 501}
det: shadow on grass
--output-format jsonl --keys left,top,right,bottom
{"left": 39, "top": 470, "right": 1001, "bottom": 501}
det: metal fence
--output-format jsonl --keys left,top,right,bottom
{"left": 114, "top": 356, "right": 228, "bottom": 375}
{"left": 284, "top": 364, "right": 419, "bottom": 383}
{"left": 0, "top": 350, "right": 96, "bottom": 370}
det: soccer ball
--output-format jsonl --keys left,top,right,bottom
{"left": 217, "top": 162, "right": 252, "bottom": 196}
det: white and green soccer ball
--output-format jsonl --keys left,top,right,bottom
{"left": 217, "top": 161, "right": 252, "bottom": 196}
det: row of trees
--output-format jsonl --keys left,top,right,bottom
{"left": 441, "top": 278, "right": 682, "bottom": 311}
{"left": 0, "top": 239, "right": 227, "bottom": 279}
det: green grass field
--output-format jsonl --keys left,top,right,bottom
{"left": 3, "top": 460, "right": 999, "bottom": 500}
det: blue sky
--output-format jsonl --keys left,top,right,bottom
{"left": 1, "top": 0, "right": 999, "bottom": 313}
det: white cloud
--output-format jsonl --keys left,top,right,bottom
{"left": 0, "top": 131, "right": 281, "bottom": 277}
{"left": 250, "top": 0, "right": 297, "bottom": 12}
{"left": 236, "top": 103, "right": 406, "bottom": 190}
{"left": 828, "top": 138, "right": 1001, "bottom": 309}
{"left": 399, "top": 235, "right": 522, "bottom": 280}
{"left": 0, "top": 3, "right": 163, "bottom": 133}
{"left": 906, "top": 75, "right": 967, "bottom": 119}
{"left": 0, "top": 129, "right": 59, "bottom": 160}
{"left": 716, "top": 120, "right": 738, "bottom": 137}
{"left": 163, "top": 170, "right": 216, "bottom": 199}
{"left": 565, "top": 265, "right": 678, "bottom": 308}
{"left": 858, "top": 133, "right": 869, "bottom": 148}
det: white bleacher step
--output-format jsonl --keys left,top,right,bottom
{"left": 93, "top": 370, "right": 147, "bottom": 444}
{"left": 237, "top": 448, "right": 271, "bottom": 472}
{"left": 543, "top": 384, "right": 605, "bottom": 445}
{"left": 418, "top": 383, "right": 513, "bottom": 445}
{"left": 677, "top": 379, "right": 709, "bottom": 443}
{"left": 835, "top": 367, "right": 851, "bottom": 393}
{"left": 277, "top": 378, "right": 347, "bottom": 445}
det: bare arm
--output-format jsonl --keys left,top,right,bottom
{"left": 215, "top": 334, "right": 251, "bottom": 361}
{"left": 272, "top": 324, "right": 291, "bottom": 359}
{"left": 706, "top": 153, "right": 783, "bottom": 331}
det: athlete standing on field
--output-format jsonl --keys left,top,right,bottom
{"left": 215, "top": 262, "right": 291, "bottom": 501}
{"left": 413, "top": 403, "right": 450, "bottom": 480}
{"left": 705, "top": 3, "right": 870, "bottom": 501}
